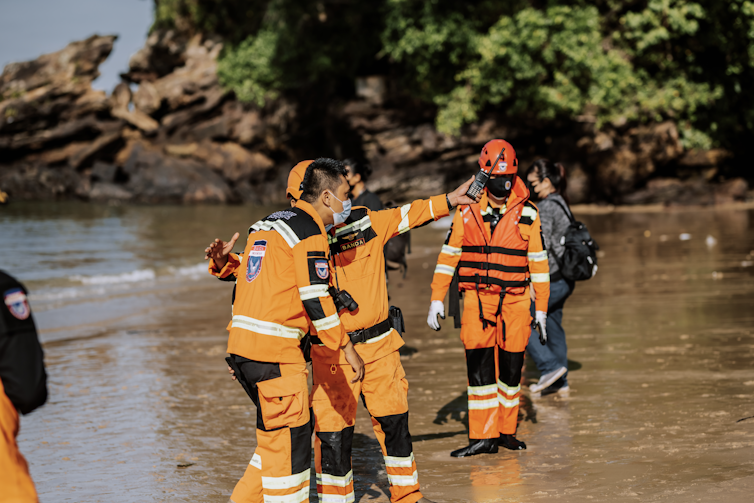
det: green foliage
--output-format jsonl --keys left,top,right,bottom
{"left": 155, "top": 0, "right": 754, "bottom": 151}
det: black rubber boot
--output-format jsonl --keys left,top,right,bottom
{"left": 450, "top": 439, "right": 499, "bottom": 457}
{"left": 499, "top": 434, "right": 527, "bottom": 450}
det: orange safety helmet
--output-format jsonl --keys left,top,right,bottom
{"left": 286, "top": 160, "right": 313, "bottom": 200}
{"left": 478, "top": 139, "right": 518, "bottom": 175}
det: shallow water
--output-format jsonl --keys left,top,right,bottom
{"left": 3, "top": 202, "right": 754, "bottom": 502}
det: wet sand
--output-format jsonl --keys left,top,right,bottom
{"left": 12, "top": 204, "right": 754, "bottom": 502}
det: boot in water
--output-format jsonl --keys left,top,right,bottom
{"left": 499, "top": 434, "right": 526, "bottom": 450}
{"left": 450, "top": 439, "right": 498, "bottom": 457}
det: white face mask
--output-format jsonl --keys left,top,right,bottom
{"left": 327, "top": 191, "right": 352, "bottom": 225}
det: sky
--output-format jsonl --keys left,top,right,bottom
{"left": 0, "top": 0, "right": 154, "bottom": 92}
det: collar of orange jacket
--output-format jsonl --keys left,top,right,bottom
{"left": 295, "top": 199, "right": 328, "bottom": 235}
{"left": 480, "top": 176, "right": 530, "bottom": 212}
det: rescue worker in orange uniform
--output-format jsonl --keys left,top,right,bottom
{"left": 1, "top": 270, "right": 48, "bottom": 503}
{"left": 205, "top": 158, "right": 365, "bottom": 503}
{"left": 427, "top": 139, "right": 550, "bottom": 457}
{"left": 307, "top": 169, "right": 480, "bottom": 503}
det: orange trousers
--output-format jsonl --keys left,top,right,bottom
{"left": 0, "top": 384, "right": 37, "bottom": 503}
{"left": 460, "top": 291, "right": 530, "bottom": 438}
{"left": 311, "top": 351, "right": 423, "bottom": 503}
{"left": 229, "top": 358, "right": 311, "bottom": 503}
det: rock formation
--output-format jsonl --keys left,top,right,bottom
{"left": 0, "top": 33, "right": 748, "bottom": 205}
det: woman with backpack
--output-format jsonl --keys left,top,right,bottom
{"left": 525, "top": 159, "right": 575, "bottom": 395}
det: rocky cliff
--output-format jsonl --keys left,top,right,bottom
{"left": 0, "top": 33, "right": 748, "bottom": 205}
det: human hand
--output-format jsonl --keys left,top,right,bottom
{"left": 427, "top": 300, "right": 445, "bottom": 331}
{"left": 448, "top": 176, "right": 482, "bottom": 207}
{"left": 228, "top": 365, "right": 237, "bottom": 381}
{"left": 204, "top": 232, "right": 240, "bottom": 269}
{"left": 535, "top": 311, "right": 548, "bottom": 344}
{"left": 342, "top": 341, "right": 365, "bottom": 383}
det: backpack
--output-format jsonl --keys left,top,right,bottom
{"left": 550, "top": 199, "right": 599, "bottom": 281}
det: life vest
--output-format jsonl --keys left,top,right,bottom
{"left": 457, "top": 198, "right": 530, "bottom": 296}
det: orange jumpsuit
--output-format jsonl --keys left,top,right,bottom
{"left": 0, "top": 381, "right": 37, "bottom": 503}
{"left": 311, "top": 195, "right": 450, "bottom": 503}
{"left": 210, "top": 201, "right": 349, "bottom": 503}
{"left": 430, "top": 182, "right": 549, "bottom": 439}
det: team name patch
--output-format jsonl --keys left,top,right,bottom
{"left": 315, "top": 259, "right": 329, "bottom": 280}
{"left": 268, "top": 210, "right": 297, "bottom": 220}
{"left": 246, "top": 240, "right": 267, "bottom": 282}
{"left": 4, "top": 288, "right": 30, "bottom": 320}
{"left": 340, "top": 238, "right": 365, "bottom": 252}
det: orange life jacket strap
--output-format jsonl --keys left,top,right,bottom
{"left": 458, "top": 275, "right": 530, "bottom": 289}
{"left": 461, "top": 245, "right": 528, "bottom": 256}
{"left": 457, "top": 261, "right": 528, "bottom": 274}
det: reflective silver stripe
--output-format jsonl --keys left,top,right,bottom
{"left": 527, "top": 250, "right": 548, "bottom": 262}
{"left": 333, "top": 215, "right": 371, "bottom": 237}
{"left": 499, "top": 395, "right": 520, "bottom": 408}
{"left": 384, "top": 453, "right": 414, "bottom": 468}
{"left": 361, "top": 328, "right": 392, "bottom": 345}
{"left": 318, "top": 493, "right": 355, "bottom": 503}
{"left": 312, "top": 313, "right": 340, "bottom": 331}
{"left": 522, "top": 206, "right": 538, "bottom": 219}
{"left": 316, "top": 470, "right": 353, "bottom": 488}
{"left": 231, "top": 315, "right": 305, "bottom": 340}
{"left": 299, "top": 284, "right": 329, "bottom": 301}
{"left": 263, "top": 486, "right": 309, "bottom": 503}
{"left": 468, "top": 384, "right": 497, "bottom": 397}
{"left": 250, "top": 452, "right": 262, "bottom": 469}
{"left": 434, "top": 264, "right": 456, "bottom": 276}
{"left": 250, "top": 220, "right": 300, "bottom": 248}
{"left": 429, "top": 199, "right": 435, "bottom": 219}
{"left": 262, "top": 469, "right": 310, "bottom": 490}
{"left": 387, "top": 471, "right": 419, "bottom": 487}
{"left": 398, "top": 204, "right": 411, "bottom": 234}
{"left": 530, "top": 273, "right": 550, "bottom": 283}
{"left": 441, "top": 244, "right": 462, "bottom": 256}
{"left": 497, "top": 380, "right": 521, "bottom": 396}
{"left": 468, "top": 398, "right": 498, "bottom": 410}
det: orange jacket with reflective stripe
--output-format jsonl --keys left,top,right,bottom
{"left": 210, "top": 200, "right": 349, "bottom": 363}
{"left": 431, "top": 180, "right": 550, "bottom": 312}
{"left": 313, "top": 194, "right": 450, "bottom": 364}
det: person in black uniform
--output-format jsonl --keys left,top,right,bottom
{"left": 343, "top": 159, "right": 384, "bottom": 211}
{"left": 0, "top": 270, "right": 47, "bottom": 501}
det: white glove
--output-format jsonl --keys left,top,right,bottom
{"left": 535, "top": 311, "right": 548, "bottom": 344}
{"left": 427, "top": 301, "right": 445, "bottom": 331}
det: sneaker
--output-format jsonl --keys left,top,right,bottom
{"left": 542, "top": 384, "right": 570, "bottom": 396}
{"left": 529, "top": 367, "right": 567, "bottom": 393}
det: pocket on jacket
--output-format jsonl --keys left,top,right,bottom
{"left": 257, "top": 372, "right": 307, "bottom": 430}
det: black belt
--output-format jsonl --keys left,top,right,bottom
{"left": 310, "top": 317, "right": 392, "bottom": 346}
{"left": 550, "top": 270, "right": 563, "bottom": 283}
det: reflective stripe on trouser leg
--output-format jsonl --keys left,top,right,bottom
{"left": 464, "top": 347, "right": 498, "bottom": 439}
{"left": 361, "top": 352, "right": 422, "bottom": 503}
{"left": 230, "top": 362, "right": 310, "bottom": 503}
{"left": 311, "top": 361, "right": 360, "bottom": 503}
{"left": 497, "top": 348, "right": 525, "bottom": 435}
{"left": 372, "top": 413, "right": 422, "bottom": 503}
{"left": 315, "top": 427, "right": 355, "bottom": 503}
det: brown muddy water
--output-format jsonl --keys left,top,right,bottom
{"left": 3, "top": 202, "right": 754, "bottom": 502}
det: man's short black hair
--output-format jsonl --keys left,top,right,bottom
{"left": 300, "top": 158, "right": 348, "bottom": 203}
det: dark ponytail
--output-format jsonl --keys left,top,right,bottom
{"left": 526, "top": 158, "right": 569, "bottom": 205}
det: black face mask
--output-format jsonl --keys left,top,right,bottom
{"left": 487, "top": 175, "right": 515, "bottom": 198}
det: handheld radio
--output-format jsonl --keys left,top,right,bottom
{"left": 465, "top": 148, "right": 506, "bottom": 199}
